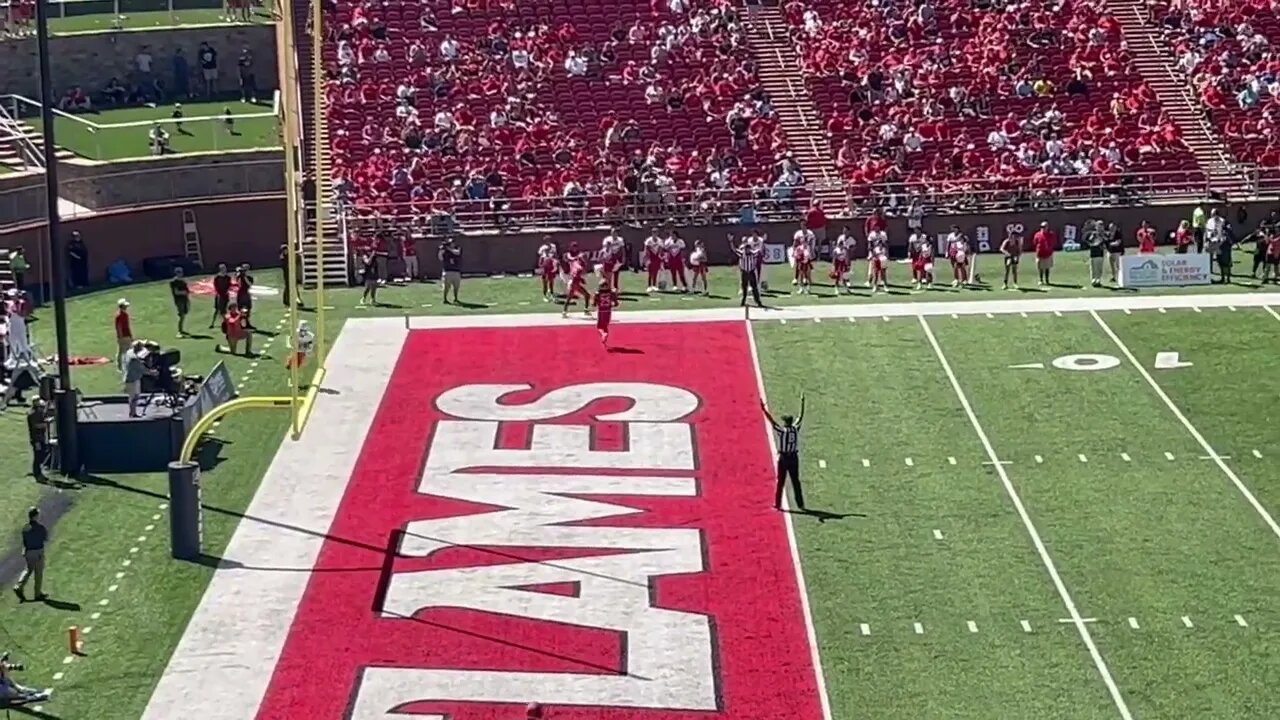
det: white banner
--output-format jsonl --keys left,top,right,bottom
{"left": 762, "top": 243, "right": 788, "bottom": 264}
{"left": 1118, "top": 253, "right": 1212, "bottom": 288}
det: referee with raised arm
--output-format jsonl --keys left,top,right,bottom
{"left": 762, "top": 393, "right": 805, "bottom": 511}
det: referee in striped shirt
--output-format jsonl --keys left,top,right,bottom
{"left": 731, "top": 234, "right": 765, "bottom": 308}
{"left": 762, "top": 393, "right": 805, "bottom": 511}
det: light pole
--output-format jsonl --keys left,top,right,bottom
{"left": 34, "top": 0, "right": 79, "bottom": 475}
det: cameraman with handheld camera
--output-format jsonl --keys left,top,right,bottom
{"left": 0, "top": 650, "right": 51, "bottom": 705}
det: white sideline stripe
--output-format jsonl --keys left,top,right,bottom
{"left": 1128, "top": 617, "right": 1140, "bottom": 629}
{"left": 1091, "top": 311, "right": 1280, "bottom": 542}
{"left": 1020, "top": 620, "right": 1033, "bottom": 633}
{"left": 918, "top": 316, "right": 1133, "bottom": 720}
{"left": 933, "top": 529, "right": 944, "bottom": 540}
{"left": 913, "top": 622, "right": 924, "bottom": 635}
{"left": 859, "top": 623, "right": 871, "bottom": 636}
{"left": 402, "top": 292, "right": 1280, "bottom": 330}
{"left": 967, "top": 621, "right": 978, "bottom": 633}
{"left": 1235, "top": 614, "right": 1248, "bottom": 627}
{"left": 745, "top": 319, "right": 834, "bottom": 720}
{"left": 1182, "top": 616, "right": 1194, "bottom": 628}
{"left": 140, "top": 321, "right": 410, "bottom": 720}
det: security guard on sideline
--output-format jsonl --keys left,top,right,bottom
{"left": 761, "top": 393, "right": 806, "bottom": 511}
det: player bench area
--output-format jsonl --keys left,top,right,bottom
{"left": 139, "top": 290, "right": 1280, "bottom": 720}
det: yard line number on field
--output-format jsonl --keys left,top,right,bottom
{"left": 918, "top": 315, "right": 1135, "bottom": 720}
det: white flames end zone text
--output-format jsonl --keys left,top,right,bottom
{"left": 349, "top": 383, "right": 721, "bottom": 720}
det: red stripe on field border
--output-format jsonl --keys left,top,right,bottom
{"left": 256, "top": 321, "right": 820, "bottom": 720}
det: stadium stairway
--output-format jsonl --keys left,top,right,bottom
{"left": 1109, "top": 0, "right": 1252, "bottom": 196}
{"left": 743, "top": 6, "right": 846, "bottom": 211}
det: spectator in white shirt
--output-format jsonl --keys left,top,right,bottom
{"left": 439, "top": 35, "right": 459, "bottom": 61}
{"left": 512, "top": 47, "right": 530, "bottom": 70}
{"left": 434, "top": 109, "right": 454, "bottom": 131}
{"left": 136, "top": 46, "right": 154, "bottom": 77}
{"left": 564, "top": 51, "right": 587, "bottom": 77}
{"left": 903, "top": 129, "right": 923, "bottom": 152}
{"left": 987, "top": 129, "right": 1007, "bottom": 150}
{"left": 489, "top": 108, "right": 507, "bottom": 127}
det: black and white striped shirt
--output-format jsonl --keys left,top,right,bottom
{"left": 774, "top": 424, "right": 800, "bottom": 454}
{"left": 738, "top": 247, "right": 759, "bottom": 272}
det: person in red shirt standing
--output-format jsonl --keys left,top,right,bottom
{"left": 1173, "top": 220, "right": 1193, "bottom": 254}
{"left": 593, "top": 279, "right": 616, "bottom": 345}
{"left": 561, "top": 244, "right": 592, "bottom": 318}
{"left": 804, "top": 200, "right": 827, "bottom": 248}
{"left": 114, "top": 298, "right": 133, "bottom": 371}
{"left": 1136, "top": 220, "right": 1157, "bottom": 254}
{"left": 1032, "top": 221, "right": 1058, "bottom": 287}
{"left": 402, "top": 234, "right": 419, "bottom": 281}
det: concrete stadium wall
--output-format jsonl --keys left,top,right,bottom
{"left": 0, "top": 25, "right": 278, "bottom": 98}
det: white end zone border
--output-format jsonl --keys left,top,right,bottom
{"left": 141, "top": 318, "right": 410, "bottom": 720}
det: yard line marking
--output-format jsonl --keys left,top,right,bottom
{"left": 744, "top": 319, "right": 834, "bottom": 720}
{"left": 982, "top": 460, "right": 1013, "bottom": 466}
{"left": 90, "top": 612, "right": 101, "bottom": 620}
{"left": 121, "top": 559, "right": 131, "bottom": 567}
{"left": 1158, "top": 307, "right": 1167, "bottom": 314}
{"left": 98, "top": 599, "right": 109, "bottom": 606}
{"left": 1182, "top": 616, "right": 1194, "bottom": 628}
{"left": 1235, "top": 614, "right": 1249, "bottom": 627}
{"left": 985, "top": 312, "right": 994, "bottom": 319}
{"left": 967, "top": 621, "right": 978, "bottom": 633}
{"left": 109, "top": 584, "right": 119, "bottom": 592}
{"left": 919, "top": 315, "right": 1134, "bottom": 720}
{"left": 779, "top": 319, "right": 787, "bottom": 325}
{"left": 951, "top": 313, "right": 959, "bottom": 319}
{"left": 818, "top": 459, "right": 827, "bottom": 469}
{"left": 159, "top": 503, "right": 168, "bottom": 510}
{"left": 1021, "top": 620, "right": 1033, "bottom": 633}
{"left": 1128, "top": 617, "right": 1140, "bottom": 629}
{"left": 913, "top": 622, "right": 924, "bottom": 635}
{"left": 1123, "top": 308, "right": 1132, "bottom": 315}
{"left": 1054, "top": 310, "right": 1063, "bottom": 317}
{"left": 145, "top": 524, "right": 155, "bottom": 531}
{"left": 905, "top": 457, "right": 914, "bottom": 467}
{"left": 151, "top": 514, "right": 161, "bottom": 521}
{"left": 52, "top": 672, "right": 63, "bottom": 681}
{"left": 1165, "top": 452, "right": 1175, "bottom": 461}
{"left": 948, "top": 456, "right": 957, "bottom": 465}
{"left": 1253, "top": 449, "right": 1264, "bottom": 459}
{"left": 1092, "top": 310, "right": 1280, "bottom": 541}
{"left": 129, "top": 547, "right": 139, "bottom": 554}
{"left": 862, "top": 458, "right": 870, "bottom": 468}
{"left": 82, "top": 626, "right": 93, "bottom": 634}
{"left": 813, "top": 317, "right": 821, "bottom": 323}
{"left": 1035, "top": 454, "right": 1044, "bottom": 464}
{"left": 1060, "top": 618, "right": 1097, "bottom": 624}
{"left": 115, "top": 572, "right": 125, "bottom": 579}
{"left": 1229, "top": 305, "right": 1238, "bottom": 311}
{"left": 933, "top": 529, "right": 944, "bottom": 540}
{"left": 859, "top": 623, "right": 871, "bottom": 636}
{"left": 137, "top": 535, "right": 147, "bottom": 542}
{"left": 1265, "top": 306, "right": 1280, "bottom": 323}
{"left": 1120, "top": 452, "right": 1131, "bottom": 461}
{"left": 63, "top": 656, "right": 74, "bottom": 665}
{"left": 1078, "top": 454, "right": 1089, "bottom": 463}
{"left": 1202, "top": 455, "right": 1230, "bottom": 460}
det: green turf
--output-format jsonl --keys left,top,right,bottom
{"left": 29, "top": 101, "right": 279, "bottom": 160}
{"left": 0, "top": 256, "right": 1278, "bottom": 719}
{"left": 42, "top": 4, "right": 275, "bottom": 34}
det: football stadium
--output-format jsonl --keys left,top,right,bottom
{"left": 1, "top": 0, "right": 1280, "bottom": 718}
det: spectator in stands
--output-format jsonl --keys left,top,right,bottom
{"left": 238, "top": 47, "right": 258, "bottom": 103}
{"left": 101, "top": 77, "right": 129, "bottom": 106}
{"left": 58, "top": 87, "right": 91, "bottom": 112}
{"left": 135, "top": 45, "right": 154, "bottom": 87}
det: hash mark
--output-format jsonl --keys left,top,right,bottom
{"left": 947, "top": 456, "right": 957, "bottom": 465}
{"left": 1034, "top": 454, "right": 1044, "bottom": 464}
{"left": 115, "top": 572, "right": 125, "bottom": 579}
{"left": 1061, "top": 617, "right": 1097, "bottom": 624}
{"left": 982, "top": 460, "right": 1012, "bottom": 466}
{"left": 159, "top": 503, "right": 168, "bottom": 510}
{"left": 98, "top": 599, "right": 109, "bottom": 606}
{"left": 847, "top": 317, "right": 856, "bottom": 323}
{"left": 1054, "top": 311, "right": 1063, "bottom": 317}
{"left": 859, "top": 623, "right": 871, "bottom": 636}
{"left": 1229, "top": 305, "right": 1238, "bottom": 311}
{"left": 1128, "top": 617, "right": 1140, "bottom": 629}
{"left": 985, "top": 313, "right": 995, "bottom": 319}
{"left": 1193, "top": 307, "right": 1202, "bottom": 313}
{"left": 1020, "top": 312, "right": 1028, "bottom": 318}
{"left": 813, "top": 317, "right": 821, "bottom": 323}
{"left": 129, "top": 547, "right": 139, "bottom": 554}
{"left": 1123, "top": 309, "right": 1132, "bottom": 315}
{"left": 1120, "top": 452, "right": 1131, "bottom": 462}
{"left": 951, "top": 313, "right": 959, "bottom": 319}
{"left": 108, "top": 585, "right": 118, "bottom": 593}
{"left": 818, "top": 459, "right": 827, "bottom": 469}
{"left": 62, "top": 656, "right": 73, "bottom": 665}
{"left": 905, "top": 457, "right": 914, "bottom": 467}
{"left": 90, "top": 612, "right": 101, "bottom": 620}
{"left": 52, "top": 672, "right": 63, "bottom": 681}
{"left": 1254, "top": 449, "right": 1264, "bottom": 459}
{"left": 1020, "top": 620, "right": 1032, "bottom": 633}
{"left": 779, "top": 319, "right": 787, "bottom": 325}
{"left": 933, "top": 529, "right": 944, "bottom": 540}
{"left": 882, "top": 316, "right": 890, "bottom": 322}
{"left": 967, "top": 621, "right": 978, "bottom": 633}
{"left": 913, "top": 622, "right": 924, "bottom": 635}
{"left": 1181, "top": 616, "right": 1194, "bottom": 628}
{"left": 1165, "top": 452, "right": 1175, "bottom": 461}
{"left": 1201, "top": 455, "right": 1230, "bottom": 460}
{"left": 1078, "top": 454, "right": 1088, "bottom": 463}
{"left": 1158, "top": 308, "right": 1167, "bottom": 314}
{"left": 1235, "top": 614, "right": 1248, "bottom": 627}
{"left": 862, "top": 459, "right": 870, "bottom": 468}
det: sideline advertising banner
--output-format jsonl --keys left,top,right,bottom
{"left": 1118, "top": 253, "right": 1212, "bottom": 288}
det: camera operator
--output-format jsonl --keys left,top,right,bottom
{"left": 123, "top": 340, "right": 158, "bottom": 418}
{"left": 0, "top": 651, "right": 51, "bottom": 705}
{"left": 27, "top": 398, "right": 50, "bottom": 482}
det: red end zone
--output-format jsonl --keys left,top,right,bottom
{"left": 256, "top": 321, "right": 821, "bottom": 720}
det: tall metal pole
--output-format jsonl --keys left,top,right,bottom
{"left": 35, "top": 0, "right": 79, "bottom": 475}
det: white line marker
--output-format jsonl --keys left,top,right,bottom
{"left": 985, "top": 312, "right": 994, "bottom": 319}
{"left": 250, "top": 361, "right": 259, "bottom": 368}
{"left": 1054, "top": 310, "right": 1063, "bottom": 317}
{"left": 159, "top": 503, "right": 168, "bottom": 510}
{"left": 951, "top": 313, "right": 959, "bottom": 319}
{"left": 1123, "top": 308, "right": 1132, "bottom": 315}
{"left": 137, "top": 536, "right": 147, "bottom": 542}
{"left": 882, "top": 316, "right": 890, "bottom": 322}
{"left": 982, "top": 460, "right": 1013, "bottom": 466}
{"left": 121, "top": 559, "right": 131, "bottom": 567}
{"left": 1120, "top": 452, "right": 1131, "bottom": 462}
{"left": 63, "top": 656, "right": 74, "bottom": 665}
{"left": 1165, "top": 452, "right": 1175, "bottom": 461}
{"left": 913, "top": 622, "right": 924, "bottom": 635}
{"left": 90, "top": 612, "right": 101, "bottom": 620}
{"left": 151, "top": 514, "right": 161, "bottom": 521}
{"left": 779, "top": 318, "right": 787, "bottom": 325}
{"left": 1158, "top": 307, "right": 1167, "bottom": 314}
{"left": 1235, "top": 614, "right": 1248, "bottom": 627}
{"left": 818, "top": 459, "right": 827, "bottom": 469}
{"left": 98, "top": 599, "right": 109, "bottom": 606}
{"left": 1182, "top": 616, "right": 1194, "bottom": 628}
{"left": 1078, "top": 454, "right": 1088, "bottom": 463}
{"left": 933, "top": 529, "right": 944, "bottom": 540}
{"left": 1021, "top": 620, "right": 1033, "bottom": 633}
{"left": 1128, "top": 617, "right": 1140, "bottom": 629}
{"left": 1035, "top": 454, "right": 1044, "bottom": 464}
{"left": 813, "top": 317, "right": 821, "bottom": 323}
{"left": 115, "top": 572, "right": 125, "bottom": 579}
{"left": 859, "top": 623, "right": 871, "bottom": 636}
{"left": 967, "top": 621, "right": 978, "bottom": 633}
{"left": 1092, "top": 310, "right": 1280, "bottom": 542}
{"left": 108, "top": 584, "right": 119, "bottom": 592}
{"left": 129, "top": 547, "right": 139, "bottom": 554}
{"left": 847, "top": 317, "right": 856, "bottom": 323}
{"left": 1253, "top": 449, "right": 1264, "bottom": 459}
{"left": 862, "top": 458, "right": 870, "bottom": 468}
{"left": 52, "top": 672, "right": 63, "bottom": 681}
{"left": 1229, "top": 305, "right": 1238, "bottom": 311}
{"left": 1265, "top": 306, "right": 1280, "bottom": 323}
{"left": 920, "top": 315, "right": 1133, "bottom": 720}
{"left": 1201, "top": 455, "right": 1230, "bottom": 460}
{"left": 905, "top": 457, "right": 914, "bottom": 467}
{"left": 82, "top": 626, "right": 92, "bottom": 634}
{"left": 518, "top": 301, "right": 530, "bottom": 306}
{"left": 1061, "top": 618, "right": 1097, "bottom": 624}
{"left": 1008, "top": 362, "right": 1046, "bottom": 369}
{"left": 1193, "top": 306, "right": 1202, "bottom": 313}
{"left": 947, "top": 456, "right": 957, "bottom": 465}
{"left": 145, "top": 524, "right": 155, "bottom": 531}
{"left": 1020, "top": 311, "right": 1028, "bottom": 318}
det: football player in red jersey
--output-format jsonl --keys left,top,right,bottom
{"left": 536, "top": 239, "right": 558, "bottom": 301}
{"left": 594, "top": 278, "right": 617, "bottom": 345}
{"left": 561, "top": 243, "right": 593, "bottom": 317}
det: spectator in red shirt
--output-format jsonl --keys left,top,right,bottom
{"left": 864, "top": 208, "right": 887, "bottom": 239}
{"left": 1032, "top": 222, "right": 1058, "bottom": 286}
{"left": 805, "top": 200, "right": 828, "bottom": 245}
{"left": 114, "top": 298, "right": 133, "bottom": 371}
{"left": 1173, "top": 220, "right": 1193, "bottom": 254}
{"left": 1136, "top": 221, "right": 1157, "bottom": 254}
{"left": 402, "top": 234, "right": 420, "bottom": 281}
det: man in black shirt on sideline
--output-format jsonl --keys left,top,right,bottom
{"left": 762, "top": 393, "right": 805, "bottom": 511}
{"left": 13, "top": 507, "right": 48, "bottom": 601}
{"left": 439, "top": 237, "right": 462, "bottom": 304}
{"left": 170, "top": 266, "right": 190, "bottom": 336}
{"left": 27, "top": 398, "right": 50, "bottom": 482}
{"left": 209, "top": 263, "right": 232, "bottom": 328}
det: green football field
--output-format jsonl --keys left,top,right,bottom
{"left": 1, "top": 256, "right": 1278, "bottom": 718}
{"left": 29, "top": 101, "right": 280, "bottom": 160}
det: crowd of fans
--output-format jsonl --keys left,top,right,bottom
{"left": 326, "top": 0, "right": 812, "bottom": 228}
{"left": 1149, "top": 0, "right": 1280, "bottom": 168}
{"left": 786, "top": 0, "right": 1206, "bottom": 210}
